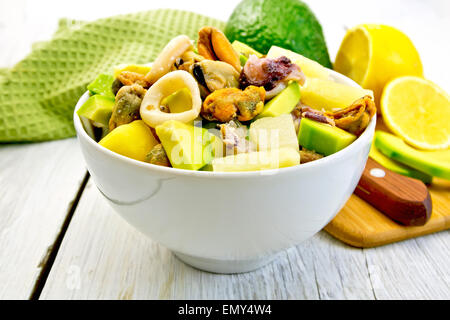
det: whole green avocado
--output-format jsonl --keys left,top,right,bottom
{"left": 225, "top": 0, "right": 332, "bottom": 68}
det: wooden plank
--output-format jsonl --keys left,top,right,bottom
{"left": 0, "top": 139, "right": 87, "bottom": 299}
{"left": 41, "top": 180, "right": 449, "bottom": 299}
{"left": 0, "top": 1, "right": 89, "bottom": 300}
{"left": 363, "top": 233, "right": 450, "bottom": 299}
{"left": 40, "top": 181, "right": 378, "bottom": 299}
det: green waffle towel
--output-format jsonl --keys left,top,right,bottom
{"left": 0, "top": 10, "right": 224, "bottom": 142}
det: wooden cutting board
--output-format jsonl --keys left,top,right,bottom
{"left": 325, "top": 120, "right": 450, "bottom": 248}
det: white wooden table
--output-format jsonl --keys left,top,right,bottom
{"left": 1, "top": 0, "right": 449, "bottom": 300}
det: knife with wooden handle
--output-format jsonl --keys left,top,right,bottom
{"left": 354, "top": 158, "right": 432, "bottom": 226}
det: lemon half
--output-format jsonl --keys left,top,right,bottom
{"left": 381, "top": 76, "right": 450, "bottom": 150}
{"left": 334, "top": 24, "right": 423, "bottom": 105}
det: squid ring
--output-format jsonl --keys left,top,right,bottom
{"left": 140, "top": 70, "right": 202, "bottom": 127}
{"left": 145, "top": 35, "right": 193, "bottom": 85}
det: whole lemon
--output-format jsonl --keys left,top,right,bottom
{"left": 334, "top": 24, "right": 423, "bottom": 106}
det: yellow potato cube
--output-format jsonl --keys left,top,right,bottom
{"left": 99, "top": 120, "right": 158, "bottom": 162}
{"left": 212, "top": 147, "right": 300, "bottom": 172}
{"left": 266, "top": 45, "right": 330, "bottom": 80}
{"left": 300, "top": 78, "right": 373, "bottom": 111}
{"left": 250, "top": 114, "right": 299, "bottom": 152}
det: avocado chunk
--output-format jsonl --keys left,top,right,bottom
{"left": 369, "top": 143, "right": 432, "bottom": 184}
{"left": 250, "top": 114, "right": 299, "bottom": 152}
{"left": 99, "top": 120, "right": 159, "bottom": 162}
{"left": 255, "top": 81, "right": 300, "bottom": 119}
{"left": 200, "top": 163, "right": 214, "bottom": 171}
{"left": 77, "top": 95, "right": 115, "bottom": 128}
{"left": 239, "top": 55, "right": 248, "bottom": 67}
{"left": 155, "top": 120, "right": 215, "bottom": 170}
{"left": 212, "top": 147, "right": 300, "bottom": 172}
{"left": 87, "top": 74, "right": 115, "bottom": 99}
{"left": 160, "top": 88, "right": 192, "bottom": 114}
{"left": 266, "top": 45, "right": 330, "bottom": 80}
{"left": 298, "top": 118, "right": 356, "bottom": 156}
{"left": 225, "top": 0, "right": 332, "bottom": 67}
{"left": 231, "top": 40, "right": 263, "bottom": 58}
{"left": 374, "top": 131, "right": 450, "bottom": 179}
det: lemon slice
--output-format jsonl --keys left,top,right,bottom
{"left": 334, "top": 24, "right": 423, "bottom": 105}
{"left": 381, "top": 76, "right": 450, "bottom": 150}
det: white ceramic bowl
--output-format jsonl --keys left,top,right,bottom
{"left": 74, "top": 70, "right": 376, "bottom": 273}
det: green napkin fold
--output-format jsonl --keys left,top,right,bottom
{"left": 0, "top": 10, "right": 224, "bottom": 142}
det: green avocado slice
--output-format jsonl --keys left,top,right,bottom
{"left": 374, "top": 131, "right": 450, "bottom": 180}
{"left": 255, "top": 81, "right": 301, "bottom": 119}
{"left": 369, "top": 143, "right": 432, "bottom": 184}
{"left": 77, "top": 95, "right": 115, "bottom": 128}
{"left": 155, "top": 120, "right": 215, "bottom": 171}
{"left": 160, "top": 88, "right": 192, "bottom": 114}
{"left": 239, "top": 55, "right": 248, "bottom": 67}
{"left": 87, "top": 74, "right": 115, "bottom": 99}
{"left": 298, "top": 118, "right": 356, "bottom": 156}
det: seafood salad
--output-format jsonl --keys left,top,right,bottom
{"left": 77, "top": 26, "right": 376, "bottom": 172}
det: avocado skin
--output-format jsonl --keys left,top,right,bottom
{"left": 225, "top": 0, "right": 332, "bottom": 68}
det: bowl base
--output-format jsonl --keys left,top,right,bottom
{"left": 173, "top": 251, "right": 279, "bottom": 274}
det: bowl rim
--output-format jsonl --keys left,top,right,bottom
{"left": 74, "top": 69, "right": 376, "bottom": 179}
